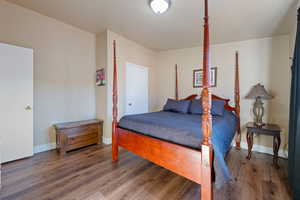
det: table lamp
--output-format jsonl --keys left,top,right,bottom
{"left": 245, "top": 83, "right": 273, "bottom": 126}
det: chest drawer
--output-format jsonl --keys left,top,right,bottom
{"left": 67, "top": 132, "right": 98, "bottom": 145}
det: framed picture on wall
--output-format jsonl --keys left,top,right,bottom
{"left": 96, "top": 68, "right": 106, "bottom": 86}
{"left": 193, "top": 67, "right": 217, "bottom": 88}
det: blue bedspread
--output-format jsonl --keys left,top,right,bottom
{"left": 119, "top": 110, "right": 237, "bottom": 188}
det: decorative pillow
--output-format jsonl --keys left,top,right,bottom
{"left": 211, "top": 99, "right": 226, "bottom": 116}
{"left": 163, "top": 99, "right": 191, "bottom": 114}
{"left": 189, "top": 99, "right": 226, "bottom": 116}
{"left": 189, "top": 99, "right": 203, "bottom": 114}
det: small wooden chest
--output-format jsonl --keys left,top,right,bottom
{"left": 54, "top": 119, "right": 103, "bottom": 155}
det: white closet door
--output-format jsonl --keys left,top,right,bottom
{"left": 126, "top": 63, "right": 149, "bottom": 115}
{"left": 0, "top": 43, "right": 33, "bottom": 163}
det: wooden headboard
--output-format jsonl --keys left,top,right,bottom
{"left": 182, "top": 94, "right": 236, "bottom": 112}
{"left": 175, "top": 52, "right": 240, "bottom": 115}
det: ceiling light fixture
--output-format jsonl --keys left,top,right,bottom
{"left": 149, "top": 0, "right": 171, "bottom": 15}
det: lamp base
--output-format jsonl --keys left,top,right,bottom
{"left": 253, "top": 97, "right": 265, "bottom": 127}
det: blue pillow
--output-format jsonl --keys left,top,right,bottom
{"left": 189, "top": 99, "right": 225, "bottom": 116}
{"left": 189, "top": 99, "right": 203, "bottom": 114}
{"left": 212, "top": 99, "right": 226, "bottom": 116}
{"left": 163, "top": 99, "right": 191, "bottom": 114}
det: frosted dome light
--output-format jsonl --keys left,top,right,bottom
{"left": 150, "top": 0, "right": 170, "bottom": 14}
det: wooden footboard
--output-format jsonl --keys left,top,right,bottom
{"left": 117, "top": 127, "right": 202, "bottom": 184}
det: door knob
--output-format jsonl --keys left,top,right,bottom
{"left": 25, "top": 105, "right": 32, "bottom": 110}
{"left": 128, "top": 103, "right": 132, "bottom": 106}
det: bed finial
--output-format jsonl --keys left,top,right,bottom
{"left": 175, "top": 64, "right": 179, "bottom": 100}
{"left": 235, "top": 51, "right": 241, "bottom": 149}
{"left": 112, "top": 40, "right": 119, "bottom": 162}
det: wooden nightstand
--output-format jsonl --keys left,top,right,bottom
{"left": 246, "top": 122, "right": 281, "bottom": 168}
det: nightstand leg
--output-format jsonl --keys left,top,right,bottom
{"left": 273, "top": 135, "right": 281, "bottom": 169}
{"left": 246, "top": 131, "right": 253, "bottom": 160}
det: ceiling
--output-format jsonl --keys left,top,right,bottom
{"left": 7, "top": 0, "right": 298, "bottom": 51}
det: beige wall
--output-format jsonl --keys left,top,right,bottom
{"left": 0, "top": 1, "right": 157, "bottom": 147}
{"left": 155, "top": 35, "right": 290, "bottom": 153}
{"left": 0, "top": 0, "right": 292, "bottom": 155}
{"left": 0, "top": 1, "right": 96, "bottom": 147}
{"left": 96, "top": 30, "right": 157, "bottom": 141}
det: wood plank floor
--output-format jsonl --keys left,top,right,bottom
{"left": 0, "top": 145, "right": 292, "bottom": 200}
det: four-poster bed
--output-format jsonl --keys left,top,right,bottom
{"left": 112, "top": 0, "right": 241, "bottom": 199}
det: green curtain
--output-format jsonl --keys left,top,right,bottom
{"left": 289, "top": 8, "right": 300, "bottom": 200}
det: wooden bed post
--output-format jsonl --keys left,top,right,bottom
{"left": 175, "top": 64, "right": 179, "bottom": 100}
{"left": 201, "top": 0, "right": 213, "bottom": 199}
{"left": 112, "top": 40, "right": 119, "bottom": 162}
{"left": 235, "top": 51, "right": 241, "bottom": 149}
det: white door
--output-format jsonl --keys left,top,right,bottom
{"left": 0, "top": 43, "right": 33, "bottom": 163}
{"left": 126, "top": 63, "right": 149, "bottom": 115}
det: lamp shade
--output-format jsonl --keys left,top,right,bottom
{"left": 245, "top": 83, "right": 273, "bottom": 100}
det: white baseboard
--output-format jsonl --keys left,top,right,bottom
{"left": 34, "top": 143, "right": 56, "bottom": 154}
{"left": 33, "top": 137, "right": 111, "bottom": 154}
{"left": 102, "top": 137, "right": 112, "bottom": 145}
{"left": 233, "top": 142, "right": 288, "bottom": 158}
